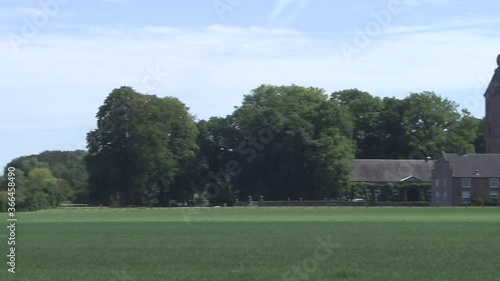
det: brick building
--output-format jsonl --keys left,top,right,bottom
{"left": 431, "top": 152, "right": 500, "bottom": 206}
{"left": 352, "top": 54, "right": 500, "bottom": 206}
{"left": 430, "top": 54, "right": 500, "bottom": 206}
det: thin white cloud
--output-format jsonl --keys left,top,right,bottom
{"left": 0, "top": 7, "right": 46, "bottom": 21}
{"left": 267, "top": 0, "right": 312, "bottom": 27}
{"left": 1, "top": 15, "right": 499, "bottom": 133}
{"left": 385, "top": 16, "right": 500, "bottom": 34}
{"left": 403, "top": 0, "right": 450, "bottom": 5}
{"left": 1, "top": 7, "right": 500, "bottom": 167}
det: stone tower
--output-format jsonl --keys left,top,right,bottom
{"left": 485, "top": 54, "right": 500, "bottom": 153}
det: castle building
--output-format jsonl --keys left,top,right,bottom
{"left": 352, "top": 54, "right": 500, "bottom": 206}
{"left": 430, "top": 54, "right": 500, "bottom": 206}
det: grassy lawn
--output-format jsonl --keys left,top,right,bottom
{"left": 0, "top": 207, "right": 499, "bottom": 281}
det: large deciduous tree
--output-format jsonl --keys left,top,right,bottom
{"left": 85, "top": 86, "right": 199, "bottom": 206}
{"left": 230, "top": 85, "right": 355, "bottom": 200}
{"left": 400, "top": 91, "right": 461, "bottom": 158}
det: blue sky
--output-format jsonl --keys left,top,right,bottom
{"left": 1, "top": 0, "right": 500, "bottom": 170}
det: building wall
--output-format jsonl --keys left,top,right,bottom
{"left": 453, "top": 177, "right": 499, "bottom": 205}
{"left": 485, "top": 138, "right": 500, "bottom": 153}
{"left": 431, "top": 155, "right": 453, "bottom": 206}
{"left": 485, "top": 87, "right": 500, "bottom": 153}
{"left": 452, "top": 178, "right": 462, "bottom": 206}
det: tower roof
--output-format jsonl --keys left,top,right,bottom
{"left": 484, "top": 54, "right": 500, "bottom": 97}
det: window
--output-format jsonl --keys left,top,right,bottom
{"left": 443, "top": 191, "right": 448, "bottom": 202}
{"left": 491, "top": 191, "right": 499, "bottom": 203}
{"left": 435, "top": 191, "right": 440, "bottom": 202}
{"left": 490, "top": 178, "right": 499, "bottom": 189}
{"left": 435, "top": 179, "right": 439, "bottom": 187}
{"left": 443, "top": 179, "right": 447, "bottom": 187}
{"left": 461, "top": 178, "right": 471, "bottom": 188}
{"left": 462, "top": 191, "right": 471, "bottom": 203}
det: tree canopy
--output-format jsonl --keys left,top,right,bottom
{"left": 0, "top": 85, "right": 486, "bottom": 209}
{"left": 85, "top": 86, "right": 200, "bottom": 206}
{"left": 0, "top": 150, "right": 87, "bottom": 210}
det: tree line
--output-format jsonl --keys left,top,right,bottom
{"left": 0, "top": 85, "right": 484, "bottom": 209}
{"left": 0, "top": 150, "right": 87, "bottom": 211}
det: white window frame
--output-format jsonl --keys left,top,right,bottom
{"left": 435, "top": 191, "right": 440, "bottom": 202}
{"left": 462, "top": 191, "right": 471, "bottom": 203}
{"left": 490, "top": 191, "right": 499, "bottom": 203}
{"left": 461, "top": 178, "right": 471, "bottom": 188}
{"left": 489, "top": 178, "right": 499, "bottom": 189}
{"left": 435, "top": 179, "right": 439, "bottom": 187}
{"left": 443, "top": 179, "right": 447, "bottom": 187}
{"left": 443, "top": 191, "right": 448, "bottom": 202}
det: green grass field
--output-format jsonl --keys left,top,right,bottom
{"left": 1, "top": 207, "right": 499, "bottom": 281}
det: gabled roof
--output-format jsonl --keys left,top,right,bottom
{"left": 352, "top": 159, "right": 434, "bottom": 183}
{"left": 443, "top": 153, "right": 500, "bottom": 177}
{"left": 399, "top": 175, "right": 423, "bottom": 182}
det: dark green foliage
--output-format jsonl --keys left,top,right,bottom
{"left": 1, "top": 151, "right": 88, "bottom": 210}
{"left": 0, "top": 191, "right": 7, "bottom": 212}
{"left": 21, "top": 167, "right": 61, "bottom": 210}
{"left": 471, "top": 195, "right": 484, "bottom": 206}
{"left": 1, "top": 85, "right": 487, "bottom": 208}
{"left": 230, "top": 85, "right": 355, "bottom": 200}
{"left": 85, "top": 86, "right": 200, "bottom": 206}
{"left": 36, "top": 150, "right": 89, "bottom": 203}
{"left": 331, "top": 89, "right": 385, "bottom": 159}
{"left": 350, "top": 182, "right": 431, "bottom": 201}
{"left": 335, "top": 91, "right": 484, "bottom": 160}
